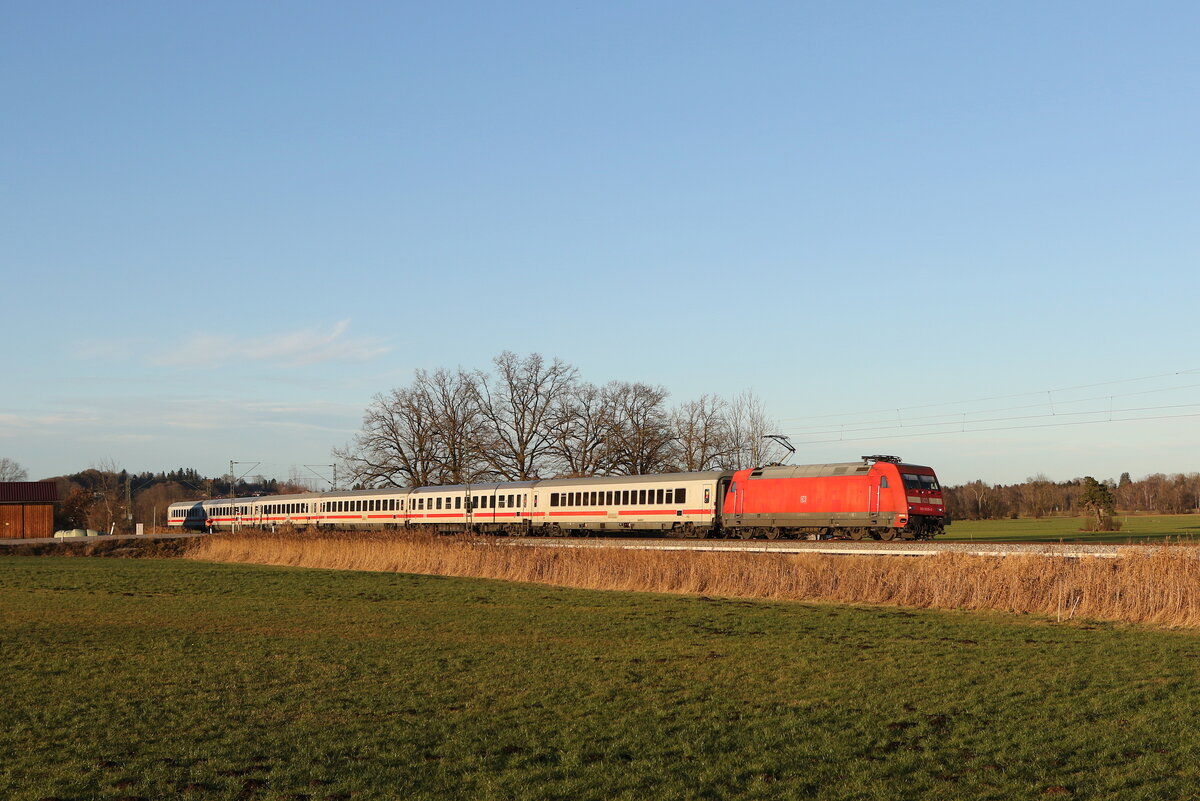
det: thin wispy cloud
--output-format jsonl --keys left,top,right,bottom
{"left": 0, "top": 411, "right": 98, "bottom": 437}
{"left": 153, "top": 320, "right": 390, "bottom": 368}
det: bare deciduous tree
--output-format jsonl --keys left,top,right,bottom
{"left": 604, "top": 381, "right": 675, "bottom": 475}
{"left": 334, "top": 385, "right": 445, "bottom": 488}
{"left": 475, "top": 352, "right": 577, "bottom": 480}
{"left": 82, "top": 460, "right": 129, "bottom": 534}
{"left": 0, "top": 457, "right": 28, "bottom": 482}
{"left": 722, "top": 390, "right": 780, "bottom": 470}
{"left": 548, "top": 382, "right": 616, "bottom": 477}
{"left": 670, "top": 394, "right": 732, "bottom": 472}
{"left": 425, "top": 367, "right": 490, "bottom": 483}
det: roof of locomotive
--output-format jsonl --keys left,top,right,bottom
{"left": 743, "top": 461, "right": 936, "bottom": 479}
{"left": 743, "top": 462, "right": 873, "bottom": 479}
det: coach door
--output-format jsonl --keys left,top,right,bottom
{"left": 726, "top": 480, "right": 744, "bottom": 524}
{"left": 868, "top": 475, "right": 882, "bottom": 515}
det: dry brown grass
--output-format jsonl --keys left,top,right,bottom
{"left": 187, "top": 531, "right": 1200, "bottom": 627}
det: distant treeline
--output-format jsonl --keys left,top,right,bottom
{"left": 943, "top": 472, "right": 1200, "bottom": 520}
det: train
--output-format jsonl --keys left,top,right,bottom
{"left": 167, "top": 455, "right": 948, "bottom": 540}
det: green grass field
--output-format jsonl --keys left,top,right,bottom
{"left": 3, "top": 557, "right": 1200, "bottom": 801}
{"left": 940, "top": 513, "right": 1200, "bottom": 544}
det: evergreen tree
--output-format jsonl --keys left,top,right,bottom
{"left": 1079, "top": 476, "right": 1116, "bottom": 531}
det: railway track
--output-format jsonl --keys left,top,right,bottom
{"left": 502, "top": 536, "right": 1190, "bottom": 559}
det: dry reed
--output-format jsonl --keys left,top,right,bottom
{"left": 187, "top": 532, "right": 1200, "bottom": 627}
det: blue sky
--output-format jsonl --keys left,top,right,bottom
{"left": 3, "top": 1, "right": 1198, "bottom": 486}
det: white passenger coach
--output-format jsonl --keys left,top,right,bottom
{"left": 168, "top": 471, "right": 723, "bottom": 537}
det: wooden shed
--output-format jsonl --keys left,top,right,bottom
{"left": 0, "top": 482, "right": 59, "bottom": 539}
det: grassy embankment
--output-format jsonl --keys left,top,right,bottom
{"left": 3, "top": 556, "right": 1200, "bottom": 801}
{"left": 190, "top": 531, "right": 1200, "bottom": 628}
{"left": 941, "top": 514, "right": 1200, "bottom": 544}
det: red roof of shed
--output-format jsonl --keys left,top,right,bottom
{"left": 0, "top": 482, "right": 59, "bottom": 503}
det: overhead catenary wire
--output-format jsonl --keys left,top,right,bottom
{"left": 775, "top": 366, "right": 1200, "bottom": 425}
{"left": 787, "top": 409, "right": 1200, "bottom": 446}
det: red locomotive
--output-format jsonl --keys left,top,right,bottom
{"left": 720, "top": 455, "right": 947, "bottom": 540}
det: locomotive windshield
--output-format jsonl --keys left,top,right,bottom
{"left": 901, "top": 473, "right": 940, "bottom": 491}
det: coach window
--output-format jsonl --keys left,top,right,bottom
{"left": 455, "top": 497, "right": 461, "bottom": 509}
{"left": 551, "top": 493, "right": 560, "bottom": 507}
{"left": 498, "top": 495, "right": 506, "bottom": 508}
{"left": 638, "top": 489, "right": 647, "bottom": 504}
{"left": 665, "top": 489, "right": 673, "bottom": 504}
{"left": 676, "top": 488, "right": 686, "bottom": 503}
{"left": 656, "top": 489, "right": 664, "bottom": 504}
